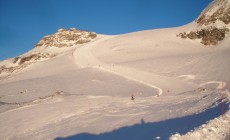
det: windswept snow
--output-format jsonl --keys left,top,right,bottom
{"left": 170, "top": 91, "right": 230, "bottom": 140}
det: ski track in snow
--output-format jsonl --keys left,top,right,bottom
{"left": 177, "top": 75, "right": 196, "bottom": 80}
{"left": 200, "top": 81, "right": 227, "bottom": 90}
{"left": 73, "top": 36, "right": 162, "bottom": 96}
{"left": 96, "top": 66, "right": 163, "bottom": 96}
{"left": 73, "top": 36, "right": 197, "bottom": 97}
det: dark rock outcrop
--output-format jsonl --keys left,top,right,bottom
{"left": 177, "top": 27, "right": 229, "bottom": 45}
{"left": 177, "top": 0, "right": 230, "bottom": 46}
{"left": 196, "top": 1, "right": 230, "bottom": 26}
{"left": 34, "top": 28, "right": 97, "bottom": 48}
{"left": 1, "top": 28, "right": 97, "bottom": 80}
{"left": 0, "top": 53, "right": 55, "bottom": 79}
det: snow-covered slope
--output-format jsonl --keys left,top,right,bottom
{"left": 0, "top": 28, "right": 97, "bottom": 80}
{"left": 170, "top": 92, "right": 230, "bottom": 140}
{"left": 0, "top": 0, "right": 230, "bottom": 139}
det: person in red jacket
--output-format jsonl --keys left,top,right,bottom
{"left": 131, "top": 92, "right": 135, "bottom": 100}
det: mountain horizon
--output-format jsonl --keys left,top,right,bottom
{"left": 0, "top": 0, "right": 230, "bottom": 139}
{"left": 0, "top": 0, "right": 213, "bottom": 61}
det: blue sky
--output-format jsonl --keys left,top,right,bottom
{"left": 0, "top": 0, "right": 212, "bottom": 61}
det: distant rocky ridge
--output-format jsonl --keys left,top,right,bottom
{"left": 0, "top": 28, "right": 97, "bottom": 79}
{"left": 13, "top": 53, "right": 56, "bottom": 65}
{"left": 178, "top": 0, "right": 230, "bottom": 45}
{"left": 35, "top": 28, "right": 97, "bottom": 48}
{"left": 0, "top": 52, "right": 55, "bottom": 79}
{"left": 177, "top": 27, "right": 229, "bottom": 45}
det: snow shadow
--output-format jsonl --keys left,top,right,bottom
{"left": 55, "top": 101, "right": 229, "bottom": 140}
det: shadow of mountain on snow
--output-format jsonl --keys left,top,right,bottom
{"left": 55, "top": 101, "right": 229, "bottom": 140}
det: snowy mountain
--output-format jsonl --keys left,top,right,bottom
{"left": 196, "top": 0, "right": 230, "bottom": 27}
{"left": 34, "top": 28, "right": 97, "bottom": 48}
{"left": 0, "top": 28, "right": 97, "bottom": 80}
{"left": 0, "top": 0, "right": 230, "bottom": 140}
{"left": 178, "top": 0, "right": 230, "bottom": 45}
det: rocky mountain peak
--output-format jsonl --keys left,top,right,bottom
{"left": 196, "top": 0, "right": 230, "bottom": 27}
{"left": 178, "top": 0, "right": 230, "bottom": 46}
{"left": 0, "top": 28, "right": 97, "bottom": 79}
{"left": 35, "top": 28, "right": 97, "bottom": 48}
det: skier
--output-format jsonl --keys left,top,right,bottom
{"left": 131, "top": 92, "right": 135, "bottom": 100}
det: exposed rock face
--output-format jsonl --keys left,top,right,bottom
{"left": 13, "top": 53, "right": 55, "bottom": 65}
{"left": 196, "top": 0, "right": 230, "bottom": 26}
{"left": 0, "top": 53, "right": 55, "bottom": 79}
{"left": 178, "top": 0, "right": 230, "bottom": 46}
{"left": 177, "top": 27, "right": 229, "bottom": 45}
{"left": 0, "top": 28, "right": 97, "bottom": 79}
{"left": 35, "top": 28, "right": 97, "bottom": 48}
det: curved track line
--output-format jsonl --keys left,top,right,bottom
{"left": 96, "top": 66, "right": 163, "bottom": 96}
{"left": 73, "top": 36, "right": 162, "bottom": 96}
{"left": 73, "top": 36, "right": 198, "bottom": 96}
{"left": 200, "top": 81, "right": 227, "bottom": 90}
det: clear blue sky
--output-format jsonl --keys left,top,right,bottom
{"left": 0, "top": 0, "right": 212, "bottom": 61}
